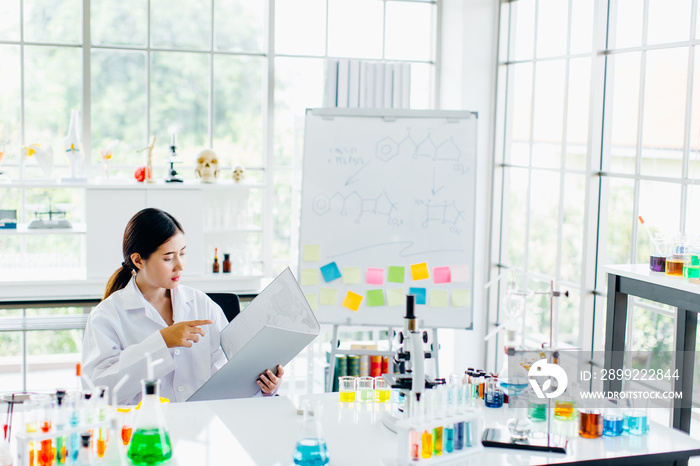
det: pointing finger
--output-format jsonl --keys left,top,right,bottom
{"left": 186, "top": 319, "right": 213, "bottom": 326}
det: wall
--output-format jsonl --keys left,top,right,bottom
{"left": 438, "top": 0, "right": 500, "bottom": 375}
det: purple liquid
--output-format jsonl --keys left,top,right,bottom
{"left": 650, "top": 256, "right": 665, "bottom": 272}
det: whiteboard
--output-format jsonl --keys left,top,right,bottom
{"left": 298, "top": 108, "right": 478, "bottom": 329}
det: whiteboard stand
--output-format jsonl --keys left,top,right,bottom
{"left": 324, "top": 324, "right": 440, "bottom": 392}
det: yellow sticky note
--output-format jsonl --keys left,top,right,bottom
{"left": 386, "top": 288, "right": 405, "bottom": 307}
{"left": 303, "top": 244, "right": 321, "bottom": 262}
{"left": 305, "top": 293, "right": 318, "bottom": 311}
{"left": 343, "top": 267, "right": 361, "bottom": 284}
{"left": 411, "top": 262, "right": 430, "bottom": 281}
{"left": 342, "top": 291, "right": 363, "bottom": 311}
{"left": 320, "top": 288, "right": 338, "bottom": 306}
{"left": 429, "top": 290, "right": 448, "bottom": 308}
{"left": 300, "top": 268, "right": 319, "bottom": 286}
{"left": 452, "top": 289, "right": 471, "bottom": 307}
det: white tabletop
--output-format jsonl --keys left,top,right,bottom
{"left": 606, "top": 263, "right": 700, "bottom": 294}
{"left": 161, "top": 393, "right": 700, "bottom": 466}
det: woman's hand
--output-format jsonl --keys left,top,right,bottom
{"left": 258, "top": 365, "right": 285, "bottom": 396}
{"left": 160, "top": 319, "right": 213, "bottom": 348}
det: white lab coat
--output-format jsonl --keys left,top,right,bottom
{"left": 82, "top": 276, "right": 228, "bottom": 405}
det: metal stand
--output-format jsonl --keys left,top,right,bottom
{"left": 324, "top": 324, "right": 440, "bottom": 392}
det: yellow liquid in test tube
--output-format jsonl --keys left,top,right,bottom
{"left": 339, "top": 391, "right": 355, "bottom": 402}
{"left": 374, "top": 389, "right": 390, "bottom": 403}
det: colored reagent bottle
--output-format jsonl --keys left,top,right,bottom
{"left": 444, "top": 425, "right": 454, "bottom": 453}
{"left": 293, "top": 401, "right": 329, "bottom": 466}
{"left": 127, "top": 380, "right": 172, "bottom": 466}
{"left": 420, "top": 430, "right": 433, "bottom": 459}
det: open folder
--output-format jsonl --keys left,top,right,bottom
{"left": 188, "top": 268, "right": 320, "bottom": 401}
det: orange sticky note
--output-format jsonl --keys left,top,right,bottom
{"left": 410, "top": 262, "right": 429, "bottom": 281}
{"left": 342, "top": 291, "right": 363, "bottom": 311}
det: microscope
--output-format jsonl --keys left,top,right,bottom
{"left": 165, "top": 131, "right": 183, "bottom": 183}
{"left": 382, "top": 295, "right": 439, "bottom": 435}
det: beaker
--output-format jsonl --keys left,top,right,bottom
{"left": 357, "top": 376, "right": 374, "bottom": 403}
{"left": 374, "top": 377, "right": 390, "bottom": 403}
{"left": 624, "top": 402, "right": 648, "bottom": 436}
{"left": 603, "top": 402, "right": 624, "bottom": 437}
{"left": 338, "top": 377, "right": 356, "bottom": 402}
{"left": 578, "top": 408, "right": 603, "bottom": 438}
{"left": 127, "top": 380, "right": 172, "bottom": 466}
{"left": 528, "top": 397, "right": 547, "bottom": 422}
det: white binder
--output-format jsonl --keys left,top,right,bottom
{"left": 188, "top": 268, "right": 320, "bottom": 401}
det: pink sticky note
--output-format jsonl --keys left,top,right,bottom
{"left": 433, "top": 266, "right": 451, "bottom": 284}
{"left": 366, "top": 268, "right": 385, "bottom": 285}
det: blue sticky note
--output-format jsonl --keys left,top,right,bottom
{"left": 320, "top": 262, "right": 342, "bottom": 282}
{"left": 408, "top": 287, "right": 427, "bottom": 305}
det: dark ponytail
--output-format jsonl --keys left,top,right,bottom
{"left": 103, "top": 208, "right": 184, "bottom": 300}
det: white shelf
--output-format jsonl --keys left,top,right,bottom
{"left": 0, "top": 223, "right": 87, "bottom": 235}
{"left": 5, "top": 179, "right": 264, "bottom": 190}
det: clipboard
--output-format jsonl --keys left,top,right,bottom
{"left": 188, "top": 268, "right": 320, "bottom": 401}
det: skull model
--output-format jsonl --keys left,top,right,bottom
{"left": 232, "top": 165, "right": 245, "bottom": 183}
{"left": 195, "top": 149, "right": 219, "bottom": 183}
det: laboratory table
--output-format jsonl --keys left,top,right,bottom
{"left": 157, "top": 393, "right": 700, "bottom": 465}
{"left": 605, "top": 264, "right": 700, "bottom": 433}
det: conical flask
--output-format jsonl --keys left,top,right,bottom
{"left": 126, "top": 380, "right": 172, "bottom": 466}
{"left": 293, "top": 401, "right": 329, "bottom": 466}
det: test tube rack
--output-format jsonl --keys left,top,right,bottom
{"left": 14, "top": 419, "right": 110, "bottom": 466}
{"left": 395, "top": 410, "right": 483, "bottom": 465}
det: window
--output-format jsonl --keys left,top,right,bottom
{"left": 0, "top": 0, "right": 437, "bottom": 392}
{"left": 495, "top": 0, "right": 700, "bottom": 417}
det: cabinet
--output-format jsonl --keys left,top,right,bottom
{"left": 0, "top": 180, "right": 265, "bottom": 291}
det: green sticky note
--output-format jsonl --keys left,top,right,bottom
{"left": 387, "top": 266, "right": 405, "bottom": 283}
{"left": 366, "top": 289, "right": 385, "bottom": 307}
{"left": 343, "top": 267, "right": 361, "bottom": 284}
{"left": 386, "top": 288, "right": 405, "bottom": 307}
{"left": 320, "top": 288, "right": 338, "bottom": 306}
{"left": 429, "top": 290, "right": 448, "bottom": 307}
{"left": 303, "top": 244, "right": 321, "bottom": 262}
{"left": 305, "top": 293, "right": 318, "bottom": 311}
{"left": 300, "top": 268, "right": 319, "bottom": 286}
{"left": 452, "top": 289, "right": 471, "bottom": 307}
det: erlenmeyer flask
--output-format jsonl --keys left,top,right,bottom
{"left": 126, "top": 380, "right": 172, "bottom": 466}
{"left": 293, "top": 401, "right": 329, "bottom": 466}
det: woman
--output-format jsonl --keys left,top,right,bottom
{"left": 82, "top": 208, "right": 283, "bottom": 404}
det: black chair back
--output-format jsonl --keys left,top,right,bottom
{"left": 206, "top": 293, "right": 241, "bottom": 322}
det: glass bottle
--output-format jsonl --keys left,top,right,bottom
{"left": 127, "top": 380, "right": 172, "bottom": 466}
{"left": 223, "top": 254, "right": 231, "bottom": 273}
{"left": 75, "top": 432, "right": 93, "bottom": 466}
{"left": 212, "top": 248, "right": 220, "bottom": 273}
{"left": 293, "top": 401, "right": 330, "bottom": 466}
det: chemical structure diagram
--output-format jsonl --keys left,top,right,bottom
{"left": 415, "top": 198, "right": 465, "bottom": 233}
{"left": 312, "top": 189, "right": 402, "bottom": 226}
{"left": 375, "top": 129, "right": 470, "bottom": 175}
